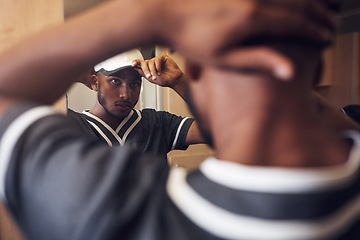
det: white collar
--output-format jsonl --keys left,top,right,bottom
{"left": 199, "top": 130, "right": 360, "bottom": 193}
{"left": 82, "top": 109, "right": 141, "bottom": 146}
{"left": 166, "top": 130, "right": 360, "bottom": 239}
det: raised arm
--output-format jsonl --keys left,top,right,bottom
{"left": 0, "top": 0, "right": 157, "bottom": 107}
{"left": 133, "top": 54, "right": 186, "bottom": 99}
{"left": 133, "top": 54, "right": 205, "bottom": 144}
{"left": 0, "top": 0, "right": 338, "bottom": 116}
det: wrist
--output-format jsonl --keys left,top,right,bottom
{"left": 171, "top": 73, "right": 186, "bottom": 99}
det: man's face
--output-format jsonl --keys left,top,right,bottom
{"left": 96, "top": 68, "right": 141, "bottom": 119}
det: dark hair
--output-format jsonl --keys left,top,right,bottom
{"left": 342, "top": 104, "right": 360, "bottom": 125}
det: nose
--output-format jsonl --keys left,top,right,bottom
{"left": 118, "top": 84, "right": 131, "bottom": 100}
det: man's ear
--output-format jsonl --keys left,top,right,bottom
{"left": 91, "top": 74, "right": 99, "bottom": 91}
{"left": 185, "top": 62, "right": 202, "bottom": 82}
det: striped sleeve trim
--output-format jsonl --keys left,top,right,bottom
{"left": 0, "top": 106, "right": 57, "bottom": 202}
{"left": 82, "top": 111, "right": 122, "bottom": 146}
{"left": 171, "top": 117, "right": 194, "bottom": 150}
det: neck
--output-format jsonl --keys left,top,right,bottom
{"left": 206, "top": 69, "right": 350, "bottom": 167}
{"left": 89, "top": 101, "right": 126, "bottom": 130}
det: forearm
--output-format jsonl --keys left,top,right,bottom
{"left": 0, "top": 0, "right": 160, "bottom": 105}
{"left": 0, "top": 0, "right": 340, "bottom": 106}
{"left": 170, "top": 73, "right": 187, "bottom": 100}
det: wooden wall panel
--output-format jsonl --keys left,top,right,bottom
{"left": 0, "top": 0, "right": 63, "bottom": 52}
{"left": 317, "top": 48, "right": 333, "bottom": 87}
{"left": 0, "top": 1, "right": 64, "bottom": 239}
{"left": 316, "top": 0, "right": 360, "bottom": 109}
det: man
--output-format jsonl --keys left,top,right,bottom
{"left": 68, "top": 50, "right": 202, "bottom": 157}
{"left": 0, "top": 0, "right": 348, "bottom": 239}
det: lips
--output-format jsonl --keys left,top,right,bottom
{"left": 115, "top": 101, "right": 131, "bottom": 111}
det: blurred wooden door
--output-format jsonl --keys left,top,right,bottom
{"left": 0, "top": 1, "right": 64, "bottom": 239}
{"left": 316, "top": 33, "right": 360, "bottom": 107}
{"left": 316, "top": 1, "right": 360, "bottom": 108}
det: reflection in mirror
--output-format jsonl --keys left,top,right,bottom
{"left": 66, "top": 46, "right": 160, "bottom": 112}
{"left": 64, "top": 0, "right": 161, "bottom": 112}
{"left": 64, "top": 0, "right": 107, "bottom": 112}
{"left": 138, "top": 46, "right": 163, "bottom": 110}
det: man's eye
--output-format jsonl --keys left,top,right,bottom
{"left": 131, "top": 82, "right": 140, "bottom": 88}
{"left": 110, "top": 79, "right": 120, "bottom": 84}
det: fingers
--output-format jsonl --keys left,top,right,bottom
{"left": 154, "top": 56, "right": 165, "bottom": 75}
{"left": 132, "top": 58, "right": 156, "bottom": 80}
{"left": 217, "top": 47, "right": 295, "bottom": 81}
{"left": 135, "top": 55, "right": 169, "bottom": 82}
{"left": 132, "top": 59, "right": 141, "bottom": 67}
{"left": 148, "top": 58, "right": 160, "bottom": 80}
{"left": 132, "top": 59, "right": 146, "bottom": 78}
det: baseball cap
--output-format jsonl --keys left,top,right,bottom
{"left": 94, "top": 49, "right": 144, "bottom": 76}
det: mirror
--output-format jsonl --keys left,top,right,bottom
{"left": 66, "top": 46, "right": 162, "bottom": 112}
{"left": 64, "top": 0, "right": 162, "bottom": 112}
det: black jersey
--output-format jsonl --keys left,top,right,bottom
{"left": 67, "top": 108, "right": 194, "bottom": 156}
{"left": 2, "top": 103, "right": 360, "bottom": 240}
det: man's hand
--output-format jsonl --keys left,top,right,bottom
{"left": 133, "top": 54, "right": 187, "bottom": 99}
{"left": 157, "top": 0, "right": 339, "bottom": 80}
{"left": 132, "top": 54, "right": 184, "bottom": 88}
